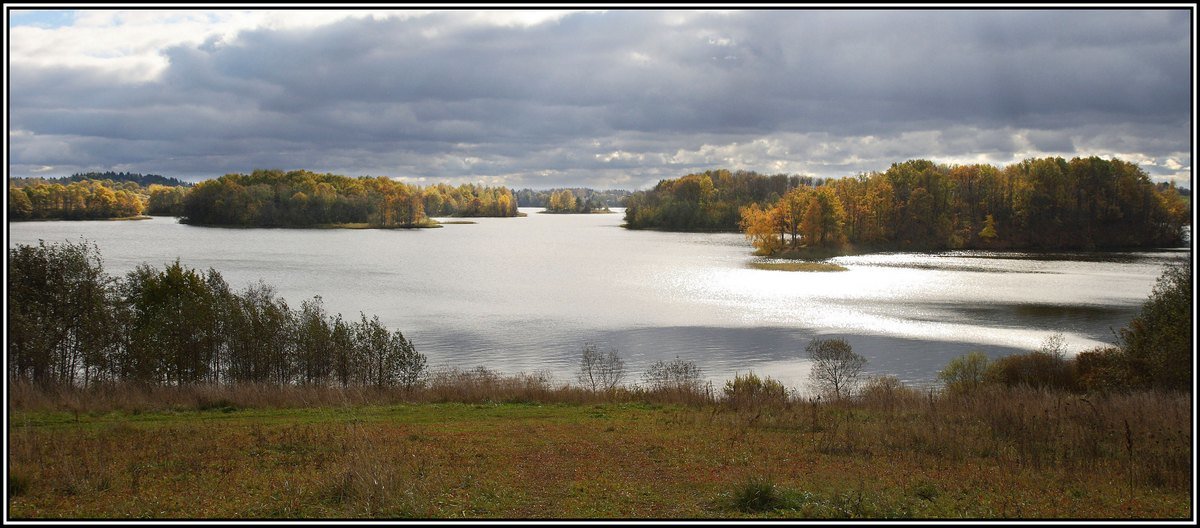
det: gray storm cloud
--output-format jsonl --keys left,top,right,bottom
{"left": 8, "top": 9, "right": 1193, "bottom": 188}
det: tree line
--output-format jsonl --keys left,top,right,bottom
{"left": 624, "top": 169, "right": 817, "bottom": 231}
{"left": 540, "top": 189, "right": 611, "bottom": 213}
{"left": 624, "top": 158, "right": 1189, "bottom": 253}
{"left": 180, "top": 170, "right": 519, "bottom": 227}
{"left": 9, "top": 173, "right": 193, "bottom": 220}
{"left": 514, "top": 188, "right": 631, "bottom": 209}
{"left": 11, "top": 171, "right": 191, "bottom": 189}
{"left": 8, "top": 240, "right": 426, "bottom": 389}
{"left": 9, "top": 180, "right": 148, "bottom": 220}
{"left": 419, "top": 182, "right": 519, "bottom": 218}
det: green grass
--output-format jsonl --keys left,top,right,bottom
{"left": 7, "top": 396, "right": 1190, "bottom": 520}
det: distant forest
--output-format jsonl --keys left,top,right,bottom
{"left": 514, "top": 188, "right": 631, "bottom": 208}
{"left": 11, "top": 171, "right": 191, "bottom": 188}
{"left": 180, "top": 170, "right": 519, "bottom": 227}
{"left": 625, "top": 157, "right": 1189, "bottom": 254}
{"left": 8, "top": 172, "right": 192, "bottom": 220}
{"left": 537, "top": 189, "right": 613, "bottom": 214}
{"left": 11, "top": 162, "right": 1189, "bottom": 252}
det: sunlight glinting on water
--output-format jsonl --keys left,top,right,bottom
{"left": 647, "top": 258, "right": 1135, "bottom": 357}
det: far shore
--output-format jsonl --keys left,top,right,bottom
{"left": 538, "top": 209, "right": 616, "bottom": 215}
{"left": 9, "top": 215, "right": 153, "bottom": 222}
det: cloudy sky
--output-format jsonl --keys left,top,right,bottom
{"left": 7, "top": 9, "right": 1194, "bottom": 189}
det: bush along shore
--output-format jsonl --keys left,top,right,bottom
{"left": 6, "top": 241, "right": 1192, "bottom": 519}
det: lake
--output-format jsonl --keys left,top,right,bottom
{"left": 7, "top": 209, "right": 1189, "bottom": 391}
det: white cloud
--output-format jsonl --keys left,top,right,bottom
{"left": 7, "top": 9, "right": 569, "bottom": 82}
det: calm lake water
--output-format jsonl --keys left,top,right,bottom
{"left": 8, "top": 209, "right": 1190, "bottom": 390}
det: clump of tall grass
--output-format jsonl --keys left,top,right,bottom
{"left": 729, "top": 476, "right": 790, "bottom": 513}
{"left": 8, "top": 471, "right": 30, "bottom": 498}
{"left": 857, "top": 375, "right": 924, "bottom": 411}
{"left": 424, "top": 366, "right": 565, "bottom": 404}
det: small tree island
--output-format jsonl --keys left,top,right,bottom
{"left": 540, "top": 189, "right": 614, "bottom": 214}
{"left": 180, "top": 170, "right": 521, "bottom": 228}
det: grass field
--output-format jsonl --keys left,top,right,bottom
{"left": 6, "top": 385, "right": 1191, "bottom": 520}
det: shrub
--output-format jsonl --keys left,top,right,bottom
{"left": 859, "top": 375, "right": 922, "bottom": 410}
{"left": 1119, "top": 262, "right": 1192, "bottom": 391}
{"left": 1075, "top": 346, "right": 1146, "bottom": 393}
{"left": 723, "top": 371, "right": 789, "bottom": 409}
{"left": 937, "top": 351, "right": 991, "bottom": 394}
{"left": 642, "top": 357, "right": 703, "bottom": 392}
{"left": 985, "top": 352, "right": 1077, "bottom": 392}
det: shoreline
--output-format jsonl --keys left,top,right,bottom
{"left": 538, "top": 209, "right": 616, "bottom": 215}
{"left": 8, "top": 215, "right": 153, "bottom": 222}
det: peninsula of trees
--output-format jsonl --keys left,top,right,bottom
{"left": 624, "top": 157, "right": 1189, "bottom": 255}
{"left": 8, "top": 172, "right": 192, "bottom": 220}
{"left": 180, "top": 170, "right": 519, "bottom": 227}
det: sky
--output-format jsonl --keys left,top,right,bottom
{"left": 6, "top": 8, "right": 1194, "bottom": 189}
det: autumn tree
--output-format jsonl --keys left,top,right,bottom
{"left": 739, "top": 203, "right": 784, "bottom": 255}
{"left": 9, "top": 187, "right": 33, "bottom": 220}
{"left": 978, "top": 213, "right": 998, "bottom": 242}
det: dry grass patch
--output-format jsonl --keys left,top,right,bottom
{"left": 7, "top": 385, "right": 1191, "bottom": 519}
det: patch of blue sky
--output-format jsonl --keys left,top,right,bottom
{"left": 9, "top": 9, "right": 75, "bottom": 29}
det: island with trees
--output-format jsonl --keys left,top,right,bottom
{"left": 179, "top": 170, "right": 520, "bottom": 228}
{"left": 515, "top": 187, "right": 630, "bottom": 209}
{"left": 541, "top": 189, "right": 611, "bottom": 214}
{"left": 624, "top": 157, "right": 1189, "bottom": 258}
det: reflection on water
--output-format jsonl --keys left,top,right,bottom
{"left": 8, "top": 209, "right": 1189, "bottom": 389}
